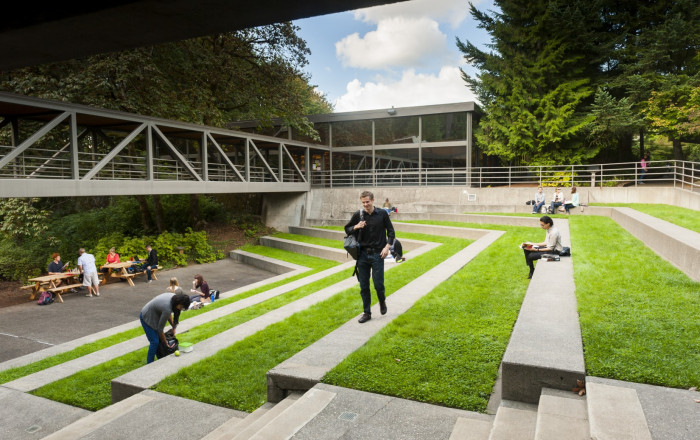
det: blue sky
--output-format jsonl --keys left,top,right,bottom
{"left": 294, "top": 0, "right": 495, "bottom": 112}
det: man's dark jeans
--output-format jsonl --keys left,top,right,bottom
{"left": 357, "top": 250, "right": 386, "bottom": 315}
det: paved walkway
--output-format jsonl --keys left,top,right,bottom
{"left": 0, "top": 259, "right": 276, "bottom": 363}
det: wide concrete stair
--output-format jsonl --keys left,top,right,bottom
{"left": 451, "top": 383, "right": 653, "bottom": 440}
{"left": 39, "top": 389, "right": 240, "bottom": 440}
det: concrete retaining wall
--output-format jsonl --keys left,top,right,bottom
{"left": 610, "top": 208, "right": 700, "bottom": 282}
{"left": 259, "top": 236, "right": 350, "bottom": 263}
{"left": 230, "top": 250, "right": 308, "bottom": 275}
{"left": 501, "top": 220, "right": 586, "bottom": 403}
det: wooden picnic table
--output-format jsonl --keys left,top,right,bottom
{"left": 102, "top": 261, "right": 159, "bottom": 286}
{"left": 26, "top": 272, "right": 82, "bottom": 303}
{"left": 102, "top": 261, "right": 138, "bottom": 286}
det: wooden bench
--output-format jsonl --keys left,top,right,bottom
{"left": 46, "top": 283, "right": 83, "bottom": 303}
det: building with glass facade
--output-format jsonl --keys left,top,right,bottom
{"left": 232, "top": 102, "right": 481, "bottom": 187}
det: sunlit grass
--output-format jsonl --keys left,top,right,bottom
{"left": 154, "top": 233, "right": 471, "bottom": 412}
{"left": 570, "top": 216, "right": 700, "bottom": 388}
{"left": 592, "top": 203, "right": 699, "bottom": 233}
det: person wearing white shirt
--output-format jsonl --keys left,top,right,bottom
{"left": 549, "top": 187, "right": 564, "bottom": 213}
{"left": 521, "top": 215, "right": 563, "bottom": 279}
{"left": 78, "top": 248, "right": 101, "bottom": 297}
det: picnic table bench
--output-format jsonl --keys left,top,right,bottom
{"left": 26, "top": 272, "right": 82, "bottom": 303}
{"left": 102, "top": 261, "right": 161, "bottom": 286}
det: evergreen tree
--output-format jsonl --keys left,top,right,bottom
{"left": 458, "top": 0, "right": 602, "bottom": 164}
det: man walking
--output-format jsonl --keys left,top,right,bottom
{"left": 78, "top": 248, "right": 101, "bottom": 297}
{"left": 345, "top": 190, "right": 395, "bottom": 323}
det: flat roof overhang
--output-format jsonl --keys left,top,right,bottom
{"left": 0, "top": 1, "right": 407, "bottom": 71}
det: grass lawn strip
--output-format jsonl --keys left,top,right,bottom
{"left": 0, "top": 247, "right": 333, "bottom": 386}
{"left": 153, "top": 233, "right": 472, "bottom": 412}
{"left": 592, "top": 203, "right": 700, "bottom": 233}
{"left": 570, "top": 216, "right": 700, "bottom": 389}
{"left": 324, "top": 221, "right": 536, "bottom": 413}
{"left": 31, "top": 263, "right": 357, "bottom": 410}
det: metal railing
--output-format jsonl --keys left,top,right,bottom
{"left": 310, "top": 160, "right": 699, "bottom": 191}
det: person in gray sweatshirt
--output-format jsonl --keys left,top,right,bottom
{"left": 140, "top": 289, "right": 191, "bottom": 363}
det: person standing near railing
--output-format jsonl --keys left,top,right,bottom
{"left": 549, "top": 187, "right": 564, "bottom": 213}
{"left": 639, "top": 153, "right": 649, "bottom": 184}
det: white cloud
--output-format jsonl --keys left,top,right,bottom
{"left": 336, "top": 17, "right": 449, "bottom": 69}
{"left": 334, "top": 66, "right": 477, "bottom": 112}
{"left": 355, "top": 0, "right": 473, "bottom": 29}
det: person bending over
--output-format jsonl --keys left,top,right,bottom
{"left": 521, "top": 215, "right": 562, "bottom": 279}
{"left": 139, "top": 289, "right": 190, "bottom": 364}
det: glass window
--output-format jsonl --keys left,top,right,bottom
{"left": 374, "top": 148, "right": 420, "bottom": 169}
{"left": 292, "top": 122, "right": 329, "bottom": 145}
{"left": 422, "top": 145, "right": 466, "bottom": 169}
{"left": 332, "top": 120, "right": 372, "bottom": 147}
{"left": 374, "top": 116, "right": 419, "bottom": 145}
{"left": 421, "top": 112, "right": 467, "bottom": 142}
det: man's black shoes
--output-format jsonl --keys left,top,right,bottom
{"left": 380, "top": 301, "right": 387, "bottom": 315}
{"left": 358, "top": 313, "right": 371, "bottom": 323}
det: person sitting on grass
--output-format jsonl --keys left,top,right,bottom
{"left": 521, "top": 215, "right": 563, "bottom": 279}
{"left": 190, "top": 274, "right": 210, "bottom": 303}
{"left": 139, "top": 289, "right": 190, "bottom": 364}
{"left": 167, "top": 277, "right": 180, "bottom": 293}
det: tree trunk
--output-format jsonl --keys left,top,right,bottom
{"left": 639, "top": 129, "right": 644, "bottom": 158}
{"left": 135, "top": 195, "right": 155, "bottom": 232}
{"left": 672, "top": 138, "right": 684, "bottom": 160}
{"left": 153, "top": 195, "right": 165, "bottom": 233}
{"left": 618, "top": 134, "right": 633, "bottom": 162}
{"left": 189, "top": 194, "right": 203, "bottom": 230}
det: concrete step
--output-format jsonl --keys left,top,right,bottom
{"left": 587, "top": 381, "right": 653, "bottom": 440}
{"left": 0, "top": 385, "right": 90, "bottom": 440}
{"left": 488, "top": 403, "right": 537, "bottom": 440}
{"left": 449, "top": 417, "right": 493, "bottom": 440}
{"left": 228, "top": 393, "right": 302, "bottom": 440}
{"left": 200, "top": 404, "right": 274, "bottom": 440}
{"left": 534, "top": 388, "right": 588, "bottom": 440}
{"left": 247, "top": 388, "right": 336, "bottom": 440}
{"left": 41, "top": 390, "right": 237, "bottom": 440}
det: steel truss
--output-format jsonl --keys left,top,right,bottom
{"left": 0, "top": 92, "right": 324, "bottom": 197}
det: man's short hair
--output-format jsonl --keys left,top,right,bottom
{"left": 360, "top": 190, "right": 374, "bottom": 200}
{"left": 78, "top": 248, "right": 85, "bottom": 254}
{"left": 539, "top": 215, "right": 554, "bottom": 226}
{"left": 145, "top": 245, "right": 152, "bottom": 249}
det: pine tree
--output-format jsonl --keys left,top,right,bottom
{"left": 458, "top": 0, "right": 602, "bottom": 164}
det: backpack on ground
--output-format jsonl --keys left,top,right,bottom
{"left": 156, "top": 329, "right": 179, "bottom": 358}
{"left": 559, "top": 246, "right": 571, "bottom": 257}
{"left": 37, "top": 291, "right": 54, "bottom": 305}
{"left": 344, "top": 210, "right": 364, "bottom": 260}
